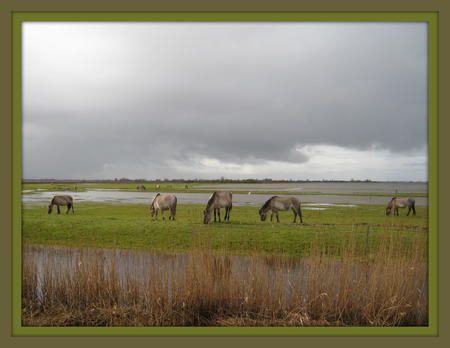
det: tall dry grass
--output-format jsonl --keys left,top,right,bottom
{"left": 22, "top": 226, "right": 428, "bottom": 326}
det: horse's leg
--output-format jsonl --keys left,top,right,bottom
{"left": 299, "top": 209, "right": 303, "bottom": 223}
{"left": 217, "top": 208, "right": 221, "bottom": 222}
{"left": 66, "top": 205, "right": 70, "bottom": 214}
{"left": 412, "top": 204, "right": 416, "bottom": 216}
{"left": 214, "top": 209, "right": 217, "bottom": 222}
{"left": 407, "top": 207, "right": 411, "bottom": 216}
{"left": 276, "top": 212, "right": 280, "bottom": 223}
{"left": 72, "top": 204, "right": 75, "bottom": 214}
{"left": 291, "top": 208, "right": 297, "bottom": 223}
{"left": 226, "top": 206, "right": 231, "bottom": 221}
{"left": 57, "top": 205, "right": 61, "bottom": 214}
{"left": 270, "top": 212, "right": 273, "bottom": 222}
{"left": 171, "top": 207, "right": 176, "bottom": 220}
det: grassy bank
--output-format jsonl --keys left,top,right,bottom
{"left": 22, "top": 203, "right": 427, "bottom": 258}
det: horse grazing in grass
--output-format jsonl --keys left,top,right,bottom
{"left": 48, "top": 195, "right": 74, "bottom": 214}
{"left": 150, "top": 193, "right": 177, "bottom": 220}
{"left": 259, "top": 196, "right": 303, "bottom": 223}
{"left": 386, "top": 197, "right": 416, "bottom": 216}
{"left": 203, "top": 191, "right": 232, "bottom": 224}
{"left": 136, "top": 185, "right": 146, "bottom": 191}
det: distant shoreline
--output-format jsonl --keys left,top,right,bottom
{"left": 22, "top": 179, "right": 428, "bottom": 184}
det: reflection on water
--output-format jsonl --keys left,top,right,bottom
{"left": 22, "top": 244, "right": 428, "bottom": 308}
{"left": 23, "top": 245, "right": 312, "bottom": 302}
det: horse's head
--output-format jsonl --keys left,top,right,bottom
{"left": 203, "top": 209, "right": 211, "bottom": 224}
{"left": 48, "top": 205, "right": 53, "bottom": 214}
{"left": 385, "top": 206, "right": 392, "bottom": 216}
{"left": 259, "top": 208, "right": 267, "bottom": 221}
{"left": 149, "top": 205, "right": 156, "bottom": 217}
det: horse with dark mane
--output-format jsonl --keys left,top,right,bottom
{"left": 150, "top": 193, "right": 177, "bottom": 220}
{"left": 203, "top": 191, "right": 232, "bottom": 224}
{"left": 386, "top": 197, "right": 416, "bottom": 216}
{"left": 136, "top": 184, "right": 146, "bottom": 191}
{"left": 259, "top": 196, "right": 303, "bottom": 223}
{"left": 48, "top": 195, "right": 74, "bottom": 214}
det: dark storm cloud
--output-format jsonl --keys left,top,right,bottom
{"left": 22, "top": 22, "right": 427, "bottom": 179}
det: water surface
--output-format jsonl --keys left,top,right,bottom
{"left": 22, "top": 189, "right": 427, "bottom": 206}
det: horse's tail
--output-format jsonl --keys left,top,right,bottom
{"left": 297, "top": 200, "right": 303, "bottom": 223}
{"left": 171, "top": 196, "right": 177, "bottom": 217}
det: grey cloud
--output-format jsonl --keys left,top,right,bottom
{"left": 23, "top": 22, "right": 427, "bottom": 179}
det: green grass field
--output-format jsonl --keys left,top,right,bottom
{"left": 22, "top": 202, "right": 428, "bottom": 258}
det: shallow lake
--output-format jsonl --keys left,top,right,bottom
{"left": 22, "top": 188, "right": 428, "bottom": 207}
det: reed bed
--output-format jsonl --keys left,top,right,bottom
{"left": 22, "top": 226, "right": 428, "bottom": 327}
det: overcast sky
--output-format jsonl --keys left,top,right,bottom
{"left": 22, "top": 22, "right": 428, "bottom": 181}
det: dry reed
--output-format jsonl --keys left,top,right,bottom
{"left": 22, "top": 226, "right": 428, "bottom": 326}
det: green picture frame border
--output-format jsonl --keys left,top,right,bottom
{"left": 11, "top": 11, "right": 438, "bottom": 337}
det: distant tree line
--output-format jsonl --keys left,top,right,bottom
{"left": 24, "top": 178, "right": 419, "bottom": 184}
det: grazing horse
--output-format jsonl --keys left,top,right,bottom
{"left": 136, "top": 184, "right": 146, "bottom": 191}
{"left": 150, "top": 193, "right": 177, "bottom": 220}
{"left": 386, "top": 197, "right": 416, "bottom": 216}
{"left": 259, "top": 196, "right": 303, "bottom": 223}
{"left": 203, "top": 191, "right": 232, "bottom": 224}
{"left": 48, "top": 195, "right": 74, "bottom": 214}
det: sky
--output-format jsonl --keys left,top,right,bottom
{"left": 22, "top": 22, "right": 428, "bottom": 181}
